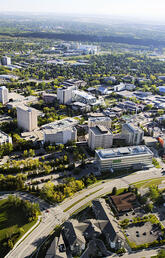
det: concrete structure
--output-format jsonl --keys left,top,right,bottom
{"left": 0, "top": 130, "right": 12, "bottom": 145}
{"left": 88, "top": 117, "right": 112, "bottom": 129}
{"left": 42, "top": 117, "right": 78, "bottom": 130}
{"left": 42, "top": 93, "right": 56, "bottom": 104}
{"left": 17, "top": 105, "right": 38, "bottom": 132}
{"left": 88, "top": 125, "right": 113, "bottom": 150}
{"left": 57, "top": 86, "right": 73, "bottom": 104}
{"left": 7, "top": 94, "right": 38, "bottom": 109}
{"left": 0, "top": 86, "right": 9, "bottom": 105}
{"left": 72, "top": 90, "right": 96, "bottom": 105}
{"left": 1, "top": 56, "right": 11, "bottom": 66}
{"left": 121, "top": 123, "right": 144, "bottom": 145}
{"left": 95, "top": 145, "right": 153, "bottom": 172}
{"left": 44, "top": 127, "right": 77, "bottom": 144}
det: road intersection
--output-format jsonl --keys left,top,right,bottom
{"left": 4, "top": 167, "right": 164, "bottom": 258}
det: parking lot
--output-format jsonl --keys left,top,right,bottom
{"left": 120, "top": 207, "right": 145, "bottom": 221}
{"left": 126, "top": 221, "right": 161, "bottom": 245}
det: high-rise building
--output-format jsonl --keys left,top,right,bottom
{"left": 121, "top": 123, "right": 144, "bottom": 146}
{"left": 1, "top": 56, "right": 11, "bottom": 66}
{"left": 17, "top": 105, "right": 38, "bottom": 132}
{"left": 0, "top": 86, "right": 9, "bottom": 105}
{"left": 88, "top": 125, "right": 113, "bottom": 150}
{"left": 57, "top": 86, "right": 73, "bottom": 104}
{"left": 88, "top": 117, "right": 112, "bottom": 128}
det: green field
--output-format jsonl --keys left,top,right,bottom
{"left": 131, "top": 177, "right": 165, "bottom": 189}
{"left": 0, "top": 199, "right": 37, "bottom": 256}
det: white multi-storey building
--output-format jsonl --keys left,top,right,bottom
{"left": 1, "top": 56, "right": 11, "bottom": 66}
{"left": 17, "top": 105, "right": 38, "bottom": 132}
{"left": 95, "top": 145, "right": 153, "bottom": 172}
{"left": 0, "top": 130, "right": 12, "bottom": 145}
{"left": 44, "top": 127, "right": 77, "bottom": 144}
{"left": 72, "top": 90, "right": 96, "bottom": 105}
{"left": 57, "top": 86, "right": 73, "bottom": 104}
{"left": 122, "top": 123, "right": 144, "bottom": 146}
{"left": 0, "top": 86, "right": 9, "bottom": 105}
{"left": 88, "top": 117, "right": 112, "bottom": 128}
{"left": 88, "top": 125, "right": 113, "bottom": 150}
{"left": 42, "top": 117, "right": 78, "bottom": 144}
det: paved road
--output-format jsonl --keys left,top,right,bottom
{"left": 5, "top": 167, "right": 164, "bottom": 258}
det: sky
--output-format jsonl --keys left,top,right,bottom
{"left": 1, "top": 0, "right": 165, "bottom": 21}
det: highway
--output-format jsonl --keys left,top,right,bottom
{"left": 5, "top": 167, "right": 164, "bottom": 258}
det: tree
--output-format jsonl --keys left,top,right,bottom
{"left": 157, "top": 250, "right": 165, "bottom": 258}
{"left": 112, "top": 186, "right": 117, "bottom": 195}
{"left": 145, "top": 203, "right": 153, "bottom": 212}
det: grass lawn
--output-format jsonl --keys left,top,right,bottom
{"left": 131, "top": 177, "right": 165, "bottom": 189}
{"left": 0, "top": 199, "right": 37, "bottom": 242}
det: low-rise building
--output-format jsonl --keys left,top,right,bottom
{"left": 121, "top": 123, "right": 144, "bottom": 145}
{"left": 42, "top": 93, "right": 56, "bottom": 104}
{"left": 72, "top": 102, "right": 91, "bottom": 112}
{"left": 72, "top": 90, "right": 97, "bottom": 105}
{"left": 95, "top": 145, "right": 153, "bottom": 172}
{"left": 88, "top": 125, "right": 113, "bottom": 150}
{"left": 110, "top": 192, "right": 137, "bottom": 214}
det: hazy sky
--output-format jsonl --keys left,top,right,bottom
{"left": 1, "top": 0, "right": 165, "bottom": 20}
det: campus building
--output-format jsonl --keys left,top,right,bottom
{"left": 0, "top": 130, "right": 12, "bottom": 145}
{"left": 0, "top": 86, "right": 9, "bottom": 105}
{"left": 42, "top": 117, "right": 78, "bottom": 144}
{"left": 88, "top": 125, "right": 113, "bottom": 150}
{"left": 95, "top": 145, "right": 153, "bottom": 172}
{"left": 17, "top": 105, "right": 38, "bottom": 132}
{"left": 72, "top": 90, "right": 97, "bottom": 105}
{"left": 121, "top": 123, "right": 144, "bottom": 145}
{"left": 88, "top": 117, "right": 112, "bottom": 128}
{"left": 57, "top": 86, "right": 74, "bottom": 104}
{"left": 43, "top": 127, "right": 77, "bottom": 144}
{"left": 1, "top": 56, "right": 11, "bottom": 66}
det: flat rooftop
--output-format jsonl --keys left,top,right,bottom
{"left": 89, "top": 117, "right": 111, "bottom": 122}
{"left": 90, "top": 125, "right": 112, "bottom": 135}
{"left": 124, "top": 123, "right": 143, "bottom": 132}
{"left": 96, "top": 145, "right": 153, "bottom": 159}
{"left": 73, "top": 90, "right": 96, "bottom": 100}
{"left": 42, "top": 117, "right": 78, "bottom": 130}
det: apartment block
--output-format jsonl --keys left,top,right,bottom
{"left": 88, "top": 125, "right": 113, "bottom": 150}
{"left": 17, "top": 105, "right": 38, "bottom": 132}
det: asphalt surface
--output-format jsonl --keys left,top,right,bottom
{"left": 4, "top": 167, "right": 165, "bottom": 258}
